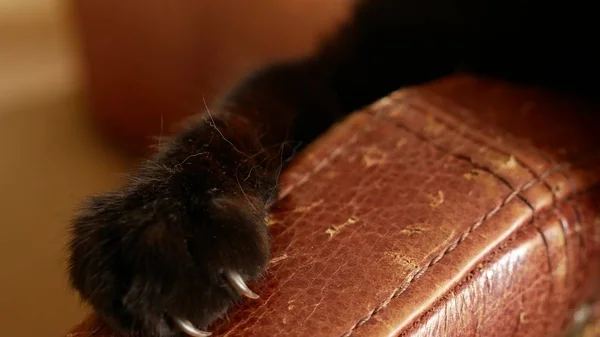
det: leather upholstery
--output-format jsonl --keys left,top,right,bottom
{"left": 66, "top": 75, "right": 600, "bottom": 337}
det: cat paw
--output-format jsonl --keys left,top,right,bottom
{"left": 67, "top": 154, "right": 271, "bottom": 336}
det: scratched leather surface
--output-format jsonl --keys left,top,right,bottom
{"left": 66, "top": 75, "right": 600, "bottom": 337}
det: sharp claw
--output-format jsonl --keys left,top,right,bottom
{"left": 173, "top": 317, "right": 212, "bottom": 337}
{"left": 224, "top": 269, "right": 260, "bottom": 299}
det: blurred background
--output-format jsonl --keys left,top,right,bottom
{"left": 0, "top": 0, "right": 350, "bottom": 335}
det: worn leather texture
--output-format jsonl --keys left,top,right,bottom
{"left": 66, "top": 75, "right": 600, "bottom": 337}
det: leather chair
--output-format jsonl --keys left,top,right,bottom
{"left": 67, "top": 75, "right": 600, "bottom": 337}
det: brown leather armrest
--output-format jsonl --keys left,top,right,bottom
{"left": 67, "top": 75, "right": 600, "bottom": 337}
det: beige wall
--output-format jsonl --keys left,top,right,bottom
{"left": 0, "top": 1, "right": 131, "bottom": 336}
{"left": 0, "top": 0, "right": 80, "bottom": 111}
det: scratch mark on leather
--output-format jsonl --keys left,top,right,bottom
{"left": 423, "top": 114, "right": 445, "bottom": 135}
{"left": 326, "top": 216, "right": 359, "bottom": 239}
{"left": 341, "top": 164, "right": 565, "bottom": 337}
{"left": 463, "top": 169, "right": 480, "bottom": 180}
{"left": 396, "top": 138, "right": 408, "bottom": 148}
{"left": 504, "top": 155, "right": 519, "bottom": 169}
{"left": 361, "top": 145, "right": 389, "bottom": 167}
{"left": 480, "top": 151, "right": 519, "bottom": 171}
{"left": 303, "top": 264, "right": 345, "bottom": 324}
{"left": 520, "top": 311, "right": 528, "bottom": 324}
{"left": 265, "top": 217, "right": 280, "bottom": 226}
{"left": 269, "top": 254, "right": 289, "bottom": 265}
{"left": 370, "top": 96, "right": 394, "bottom": 111}
{"left": 427, "top": 190, "right": 445, "bottom": 208}
{"left": 291, "top": 199, "right": 324, "bottom": 213}
{"left": 384, "top": 252, "right": 418, "bottom": 269}
{"left": 399, "top": 227, "right": 427, "bottom": 235}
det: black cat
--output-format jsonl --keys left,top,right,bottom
{"left": 67, "top": 0, "right": 599, "bottom": 336}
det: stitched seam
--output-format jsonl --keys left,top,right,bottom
{"left": 417, "top": 88, "right": 556, "bottom": 165}
{"left": 417, "top": 87, "right": 562, "bottom": 191}
{"left": 374, "top": 93, "right": 572, "bottom": 232}
{"left": 372, "top": 110, "right": 555, "bottom": 214}
{"left": 342, "top": 175, "right": 600, "bottom": 337}
{"left": 371, "top": 94, "right": 547, "bottom": 200}
{"left": 379, "top": 112, "right": 544, "bottom": 206}
{"left": 340, "top": 163, "right": 564, "bottom": 336}
{"left": 372, "top": 93, "right": 559, "bottom": 205}
{"left": 405, "top": 194, "right": 595, "bottom": 337}
{"left": 404, "top": 99, "right": 558, "bottom": 205}
{"left": 472, "top": 194, "right": 597, "bottom": 337}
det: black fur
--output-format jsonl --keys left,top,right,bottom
{"left": 68, "top": 0, "right": 599, "bottom": 335}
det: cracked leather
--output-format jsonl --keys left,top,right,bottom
{"left": 66, "top": 75, "right": 600, "bottom": 337}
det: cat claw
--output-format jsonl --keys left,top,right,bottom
{"left": 172, "top": 271, "right": 258, "bottom": 336}
{"left": 173, "top": 317, "right": 212, "bottom": 337}
{"left": 224, "top": 269, "right": 260, "bottom": 299}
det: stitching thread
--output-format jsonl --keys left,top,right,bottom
{"left": 372, "top": 92, "right": 558, "bottom": 203}
{"left": 417, "top": 88, "right": 557, "bottom": 164}
{"left": 418, "top": 193, "right": 596, "bottom": 337}
{"left": 340, "top": 164, "right": 563, "bottom": 337}
{"left": 377, "top": 111, "right": 543, "bottom": 208}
